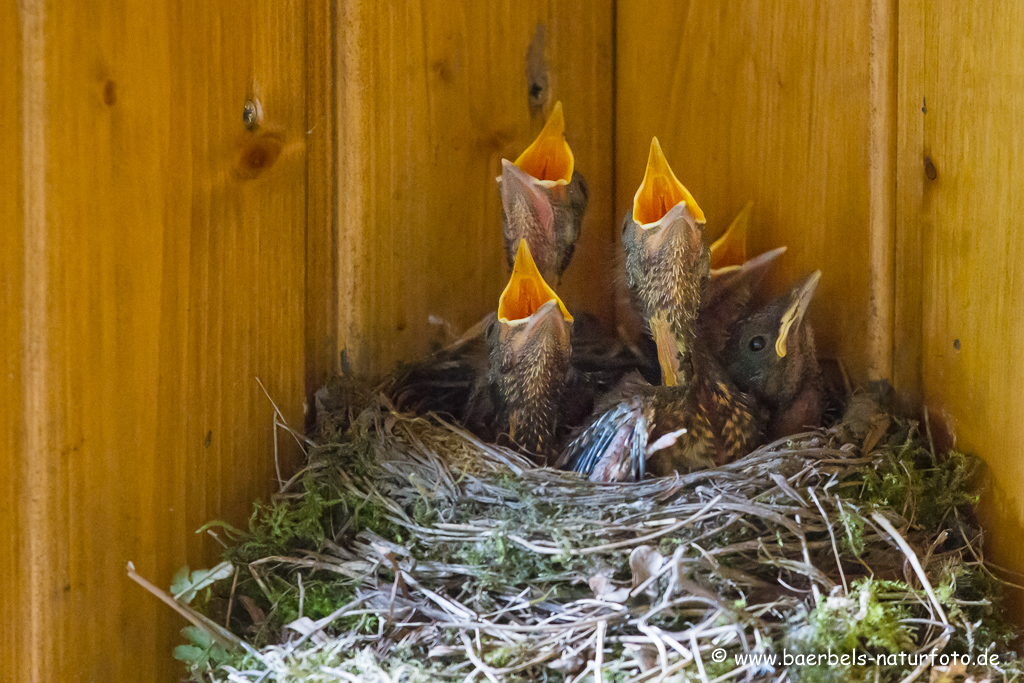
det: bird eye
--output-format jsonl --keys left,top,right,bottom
{"left": 749, "top": 335, "right": 766, "bottom": 352}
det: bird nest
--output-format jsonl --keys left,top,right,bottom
{"left": 134, "top": 378, "right": 1023, "bottom": 683}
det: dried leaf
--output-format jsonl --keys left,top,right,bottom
{"left": 286, "top": 616, "right": 328, "bottom": 645}
{"left": 861, "top": 413, "right": 891, "bottom": 454}
{"left": 589, "top": 573, "right": 630, "bottom": 603}
{"left": 630, "top": 545, "right": 664, "bottom": 599}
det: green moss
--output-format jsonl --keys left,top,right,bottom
{"left": 261, "top": 574, "right": 379, "bottom": 636}
{"left": 836, "top": 505, "right": 866, "bottom": 556}
{"left": 785, "top": 579, "right": 917, "bottom": 683}
{"left": 855, "top": 435, "right": 980, "bottom": 529}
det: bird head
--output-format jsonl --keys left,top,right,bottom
{"left": 491, "top": 240, "right": 573, "bottom": 456}
{"left": 499, "top": 102, "right": 588, "bottom": 283}
{"left": 725, "top": 271, "right": 822, "bottom": 404}
{"left": 622, "top": 137, "right": 708, "bottom": 342}
{"left": 701, "top": 246, "right": 788, "bottom": 356}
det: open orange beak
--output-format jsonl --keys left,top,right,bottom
{"left": 710, "top": 201, "right": 752, "bottom": 271}
{"left": 513, "top": 101, "right": 575, "bottom": 186}
{"left": 498, "top": 240, "right": 573, "bottom": 324}
{"left": 632, "top": 137, "right": 705, "bottom": 227}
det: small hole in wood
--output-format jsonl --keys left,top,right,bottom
{"left": 953, "top": 338, "right": 961, "bottom": 351}
{"left": 526, "top": 24, "right": 549, "bottom": 118}
{"left": 243, "top": 99, "right": 261, "bottom": 130}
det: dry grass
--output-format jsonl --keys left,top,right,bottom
{"left": 132, "top": 382, "right": 1022, "bottom": 682}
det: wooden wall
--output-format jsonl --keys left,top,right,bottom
{"left": 335, "top": 0, "right": 615, "bottom": 376}
{"left": 1, "top": 1, "right": 25, "bottom": 677}
{"left": 5, "top": 1, "right": 1024, "bottom": 680}
{"left": 2, "top": 1, "right": 335, "bottom": 680}
{"left": 896, "top": 0, "right": 1024, "bottom": 610}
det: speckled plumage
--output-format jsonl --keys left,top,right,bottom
{"left": 561, "top": 142, "right": 764, "bottom": 480}
{"left": 626, "top": 204, "right": 763, "bottom": 469}
{"left": 487, "top": 301, "right": 572, "bottom": 461}
{"left": 622, "top": 203, "right": 707, "bottom": 369}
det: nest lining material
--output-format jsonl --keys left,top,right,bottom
{"left": 131, "top": 381, "right": 1022, "bottom": 683}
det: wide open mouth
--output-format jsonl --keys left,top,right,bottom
{"left": 632, "top": 136, "right": 705, "bottom": 226}
{"left": 498, "top": 240, "right": 573, "bottom": 323}
{"left": 513, "top": 101, "right": 575, "bottom": 185}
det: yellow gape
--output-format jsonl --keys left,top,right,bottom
{"left": 649, "top": 312, "right": 683, "bottom": 387}
{"left": 513, "top": 101, "right": 575, "bottom": 185}
{"left": 776, "top": 270, "right": 822, "bottom": 358}
{"left": 498, "top": 240, "right": 573, "bottom": 324}
{"left": 775, "top": 302, "right": 800, "bottom": 358}
{"left": 633, "top": 136, "right": 705, "bottom": 226}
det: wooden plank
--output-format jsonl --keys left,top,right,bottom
{"left": 893, "top": 0, "right": 926, "bottom": 411}
{"left": 6, "top": 1, "right": 323, "bottom": 679}
{"left": 896, "top": 0, "right": 1024, "bottom": 607}
{"left": 336, "top": 0, "right": 616, "bottom": 375}
{"left": 615, "top": 0, "right": 883, "bottom": 384}
{"left": 866, "top": 0, "right": 898, "bottom": 384}
{"left": 1, "top": 1, "right": 25, "bottom": 678}
{"left": 306, "top": 0, "right": 339, "bottom": 417}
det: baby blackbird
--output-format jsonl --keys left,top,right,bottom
{"left": 487, "top": 240, "right": 574, "bottom": 461}
{"left": 559, "top": 138, "right": 763, "bottom": 481}
{"left": 723, "top": 271, "right": 824, "bottom": 440}
{"left": 703, "top": 200, "right": 788, "bottom": 355}
{"left": 499, "top": 101, "right": 588, "bottom": 284}
{"left": 700, "top": 246, "right": 787, "bottom": 358}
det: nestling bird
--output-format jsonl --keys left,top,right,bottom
{"left": 499, "top": 101, "right": 588, "bottom": 284}
{"left": 700, "top": 245, "right": 787, "bottom": 358}
{"left": 486, "top": 239, "right": 574, "bottom": 461}
{"left": 559, "top": 138, "right": 763, "bottom": 480}
{"left": 630, "top": 222, "right": 787, "bottom": 383}
{"left": 703, "top": 201, "right": 788, "bottom": 356}
{"left": 723, "top": 271, "right": 824, "bottom": 440}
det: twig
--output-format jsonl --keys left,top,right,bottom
{"left": 225, "top": 566, "right": 239, "bottom": 629}
{"left": 923, "top": 406, "right": 937, "bottom": 461}
{"left": 871, "top": 512, "right": 948, "bottom": 624}
{"left": 594, "top": 620, "right": 607, "bottom": 683}
{"left": 126, "top": 562, "right": 244, "bottom": 650}
{"left": 460, "top": 631, "right": 500, "bottom": 683}
{"left": 808, "top": 488, "right": 848, "bottom": 593}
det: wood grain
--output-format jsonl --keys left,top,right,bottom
{"left": 336, "top": 0, "right": 616, "bottom": 375}
{"left": 3, "top": 2, "right": 331, "bottom": 679}
{"left": 896, "top": 0, "right": 1024, "bottom": 609}
{"left": 1, "top": 0, "right": 25, "bottom": 676}
{"left": 615, "top": 0, "right": 882, "bottom": 384}
{"left": 306, "top": 0, "right": 339, "bottom": 416}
